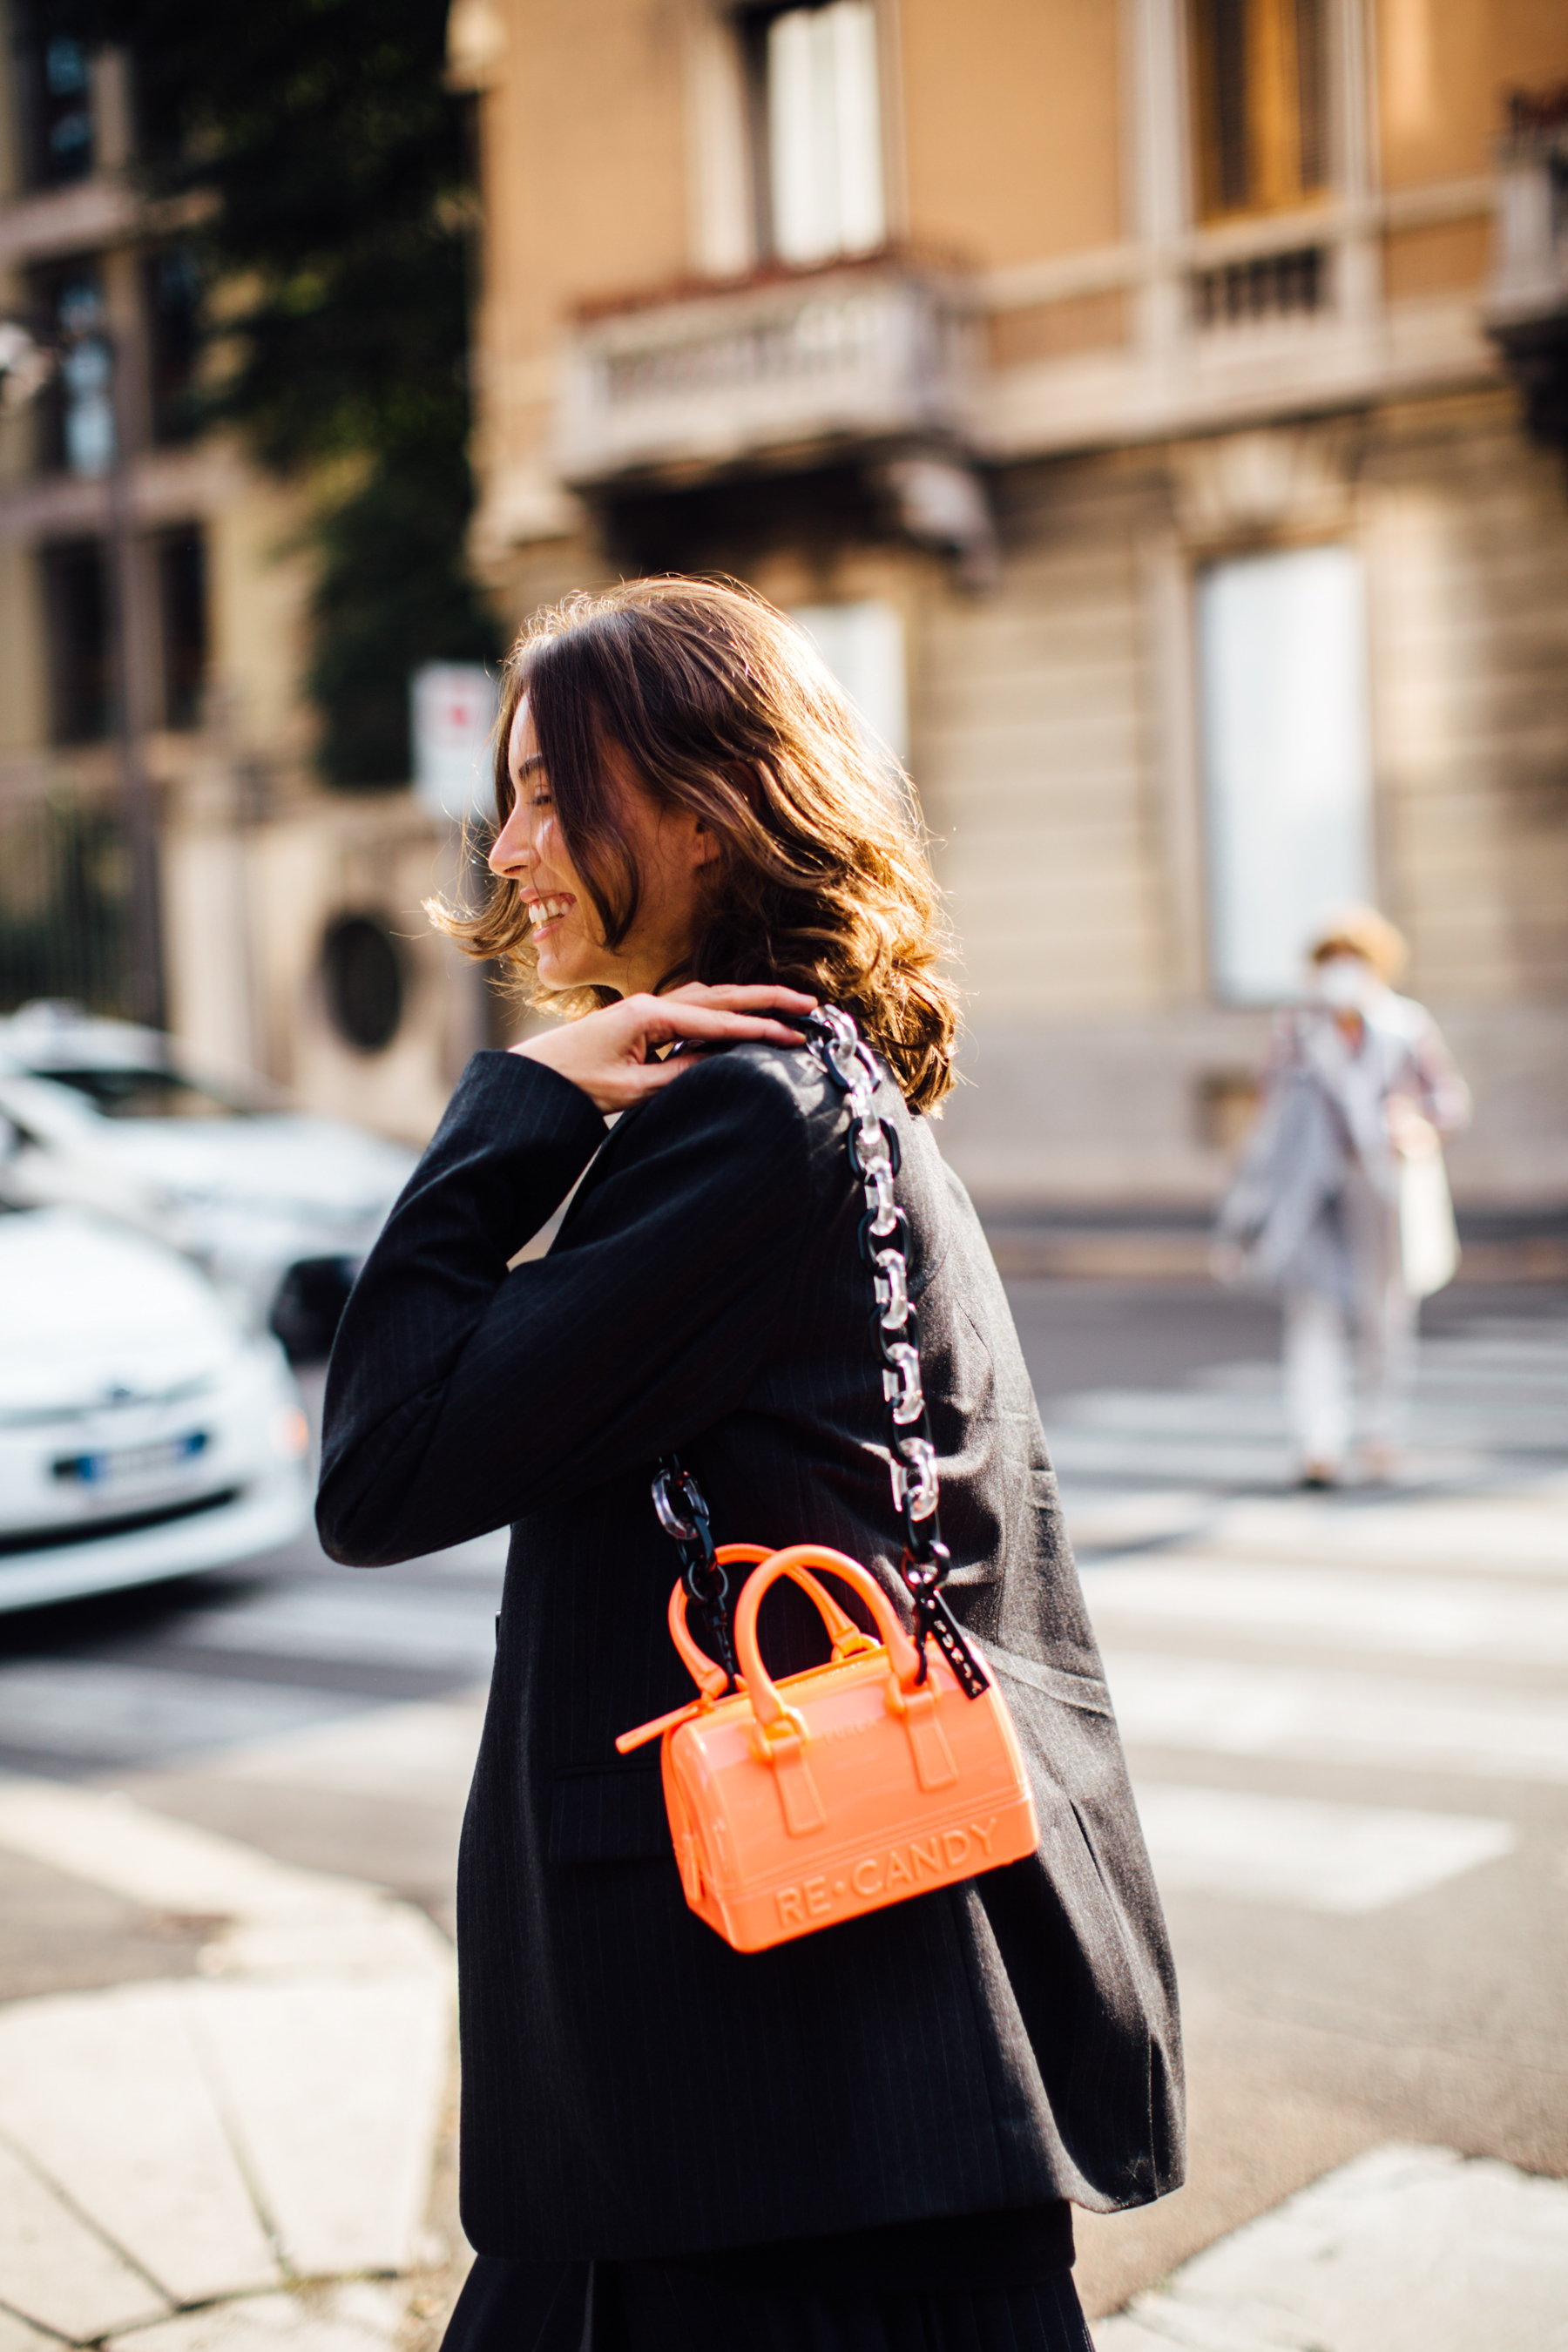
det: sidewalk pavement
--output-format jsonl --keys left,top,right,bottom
{"left": 3, "top": 1770, "right": 1567, "bottom": 2349}
{"left": 1094, "top": 2143, "right": 1568, "bottom": 2352}
{"left": 0, "top": 1777, "right": 459, "bottom": 2349}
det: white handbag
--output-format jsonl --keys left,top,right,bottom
{"left": 1399, "top": 1132, "right": 1460, "bottom": 1298}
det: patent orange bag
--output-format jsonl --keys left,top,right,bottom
{"left": 615, "top": 1008, "right": 1039, "bottom": 1954}
{"left": 618, "top": 1541, "right": 1038, "bottom": 1952}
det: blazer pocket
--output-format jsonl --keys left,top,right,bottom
{"left": 548, "top": 1762, "right": 672, "bottom": 1863}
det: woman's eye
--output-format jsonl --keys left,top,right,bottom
{"left": 531, "top": 793, "right": 551, "bottom": 809}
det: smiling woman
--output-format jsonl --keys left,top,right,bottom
{"left": 434, "top": 578, "right": 956, "bottom": 1112}
{"left": 323, "top": 574, "right": 1181, "bottom": 2352}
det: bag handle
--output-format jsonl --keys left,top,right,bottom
{"left": 668, "top": 1543, "right": 879, "bottom": 1698}
{"left": 734, "top": 1544, "right": 921, "bottom": 1732}
{"left": 613, "top": 1546, "right": 887, "bottom": 1757}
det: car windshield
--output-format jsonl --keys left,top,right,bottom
{"left": 28, "top": 1066, "right": 256, "bottom": 1121}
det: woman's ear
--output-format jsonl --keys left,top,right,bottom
{"left": 692, "top": 817, "right": 721, "bottom": 869}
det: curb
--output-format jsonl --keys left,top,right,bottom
{"left": 1092, "top": 2141, "right": 1568, "bottom": 2352}
{"left": 0, "top": 1777, "right": 456, "bottom": 2349}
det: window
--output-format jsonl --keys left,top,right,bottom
{"left": 1189, "top": 0, "right": 1328, "bottom": 220}
{"left": 145, "top": 248, "right": 202, "bottom": 446}
{"left": 744, "top": 2, "right": 885, "bottom": 267}
{"left": 30, "top": 263, "right": 115, "bottom": 479}
{"left": 790, "top": 600, "right": 907, "bottom": 766}
{"left": 41, "top": 539, "right": 112, "bottom": 745}
{"left": 156, "top": 526, "right": 207, "bottom": 731}
{"left": 1197, "top": 544, "right": 1374, "bottom": 1004}
{"left": 11, "top": 12, "right": 94, "bottom": 187}
{"left": 321, "top": 916, "right": 406, "bottom": 1054}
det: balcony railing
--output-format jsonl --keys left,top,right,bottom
{"left": 555, "top": 258, "right": 980, "bottom": 489}
{"left": 1192, "top": 245, "right": 1328, "bottom": 329}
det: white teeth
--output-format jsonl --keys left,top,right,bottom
{"left": 527, "top": 896, "right": 571, "bottom": 927}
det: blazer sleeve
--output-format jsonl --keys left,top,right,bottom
{"left": 315, "top": 1045, "right": 813, "bottom": 1566}
{"left": 1406, "top": 1006, "right": 1471, "bottom": 1137}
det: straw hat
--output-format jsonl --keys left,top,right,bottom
{"left": 1306, "top": 902, "right": 1408, "bottom": 985}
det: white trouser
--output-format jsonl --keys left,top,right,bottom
{"left": 1282, "top": 1277, "right": 1416, "bottom": 1472}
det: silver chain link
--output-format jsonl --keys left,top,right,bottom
{"left": 808, "top": 1006, "right": 942, "bottom": 1529}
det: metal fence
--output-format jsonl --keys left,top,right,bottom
{"left": 0, "top": 789, "right": 133, "bottom": 1017}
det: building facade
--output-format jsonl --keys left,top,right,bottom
{"left": 0, "top": 7, "right": 480, "bottom": 1141}
{"left": 454, "top": 0, "right": 1568, "bottom": 1215}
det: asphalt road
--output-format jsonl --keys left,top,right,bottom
{"left": 1, "top": 1277, "right": 1565, "bottom": 2321}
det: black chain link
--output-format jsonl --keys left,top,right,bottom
{"left": 651, "top": 1007, "right": 990, "bottom": 1701}
{"left": 652, "top": 1455, "right": 740, "bottom": 1689}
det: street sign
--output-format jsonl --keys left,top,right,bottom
{"left": 410, "top": 663, "right": 499, "bottom": 821}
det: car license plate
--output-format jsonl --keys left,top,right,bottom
{"left": 53, "top": 1432, "right": 211, "bottom": 1490}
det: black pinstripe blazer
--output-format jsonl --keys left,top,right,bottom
{"left": 316, "top": 1042, "right": 1184, "bottom": 2263}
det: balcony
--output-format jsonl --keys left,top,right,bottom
{"left": 554, "top": 257, "right": 980, "bottom": 490}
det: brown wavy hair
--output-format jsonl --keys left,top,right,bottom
{"left": 436, "top": 578, "right": 959, "bottom": 1111}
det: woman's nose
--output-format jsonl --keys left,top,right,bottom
{"left": 489, "top": 808, "right": 533, "bottom": 879}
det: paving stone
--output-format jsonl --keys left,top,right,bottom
{"left": 103, "top": 2282, "right": 406, "bottom": 2352}
{"left": 0, "top": 1983, "right": 278, "bottom": 2307}
{"left": 0, "top": 2134, "right": 169, "bottom": 2342}
{"left": 0, "top": 1776, "right": 452, "bottom": 2311}
{"left": 1092, "top": 2142, "right": 1568, "bottom": 2352}
{"left": 0, "top": 2309, "right": 64, "bottom": 2352}
{"left": 185, "top": 1976, "right": 452, "bottom": 2278}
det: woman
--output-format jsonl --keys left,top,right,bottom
{"left": 318, "top": 579, "right": 1182, "bottom": 2351}
{"left": 1215, "top": 906, "right": 1470, "bottom": 1487}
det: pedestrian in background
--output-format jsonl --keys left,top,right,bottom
{"left": 317, "top": 581, "right": 1182, "bottom": 2351}
{"left": 1215, "top": 906, "right": 1470, "bottom": 1487}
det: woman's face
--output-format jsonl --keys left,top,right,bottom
{"left": 488, "top": 696, "right": 714, "bottom": 997}
{"left": 1311, "top": 950, "right": 1375, "bottom": 1014}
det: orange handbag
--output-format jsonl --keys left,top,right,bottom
{"left": 615, "top": 1007, "right": 1039, "bottom": 1954}
{"left": 617, "top": 1542, "right": 1038, "bottom": 1953}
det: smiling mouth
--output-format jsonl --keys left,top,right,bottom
{"left": 526, "top": 894, "right": 574, "bottom": 934}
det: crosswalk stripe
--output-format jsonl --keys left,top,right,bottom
{"left": 0, "top": 1662, "right": 364, "bottom": 1762}
{"left": 1084, "top": 1560, "right": 1568, "bottom": 1666}
{"left": 205, "top": 1696, "right": 487, "bottom": 1802}
{"left": 180, "top": 1585, "right": 499, "bottom": 1675}
{"left": 1100, "top": 1648, "right": 1568, "bottom": 1784}
{"left": 1179, "top": 1493, "right": 1568, "bottom": 1577}
{"left": 1131, "top": 1781, "right": 1516, "bottom": 1914}
{"left": 1052, "top": 1388, "right": 1568, "bottom": 1443}
{"left": 1053, "top": 1433, "right": 1311, "bottom": 1484}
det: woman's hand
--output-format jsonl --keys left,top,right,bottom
{"left": 510, "top": 984, "right": 817, "bottom": 1114}
{"left": 1388, "top": 1095, "right": 1439, "bottom": 1161}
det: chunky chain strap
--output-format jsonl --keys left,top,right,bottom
{"left": 650, "top": 1455, "right": 739, "bottom": 1688}
{"left": 652, "top": 1006, "right": 990, "bottom": 1700}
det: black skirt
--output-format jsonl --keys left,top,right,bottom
{"left": 442, "top": 2205, "right": 1090, "bottom": 2352}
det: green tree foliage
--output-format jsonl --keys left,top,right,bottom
{"left": 98, "top": 0, "right": 500, "bottom": 785}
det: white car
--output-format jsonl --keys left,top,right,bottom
{"left": 0, "top": 1199, "right": 312, "bottom": 1613}
{"left": 0, "top": 1004, "right": 416, "bottom": 1357}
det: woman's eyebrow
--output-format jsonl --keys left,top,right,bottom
{"left": 513, "top": 752, "right": 546, "bottom": 782}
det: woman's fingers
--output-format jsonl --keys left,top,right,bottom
{"left": 629, "top": 996, "right": 808, "bottom": 1047}
{"left": 511, "top": 989, "right": 812, "bottom": 1112}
